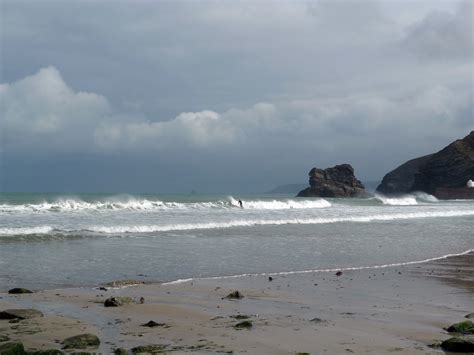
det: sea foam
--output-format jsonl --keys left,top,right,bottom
{"left": 0, "top": 196, "right": 331, "bottom": 213}
{"left": 374, "top": 192, "right": 438, "bottom": 206}
{"left": 0, "top": 226, "right": 55, "bottom": 236}
{"left": 163, "top": 248, "right": 474, "bottom": 284}
{"left": 87, "top": 209, "right": 474, "bottom": 234}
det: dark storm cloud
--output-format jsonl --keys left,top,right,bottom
{"left": 0, "top": 0, "right": 472, "bottom": 192}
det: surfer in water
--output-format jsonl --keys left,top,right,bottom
{"left": 238, "top": 199, "right": 243, "bottom": 208}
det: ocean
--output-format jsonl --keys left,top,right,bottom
{"left": 0, "top": 192, "right": 473, "bottom": 290}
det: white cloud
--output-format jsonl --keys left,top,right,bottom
{"left": 0, "top": 58, "right": 471, "bottom": 193}
{"left": 2, "top": 67, "right": 472, "bottom": 161}
{"left": 0, "top": 66, "right": 110, "bottom": 151}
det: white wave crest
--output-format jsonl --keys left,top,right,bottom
{"left": 374, "top": 192, "right": 439, "bottom": 205}
{"left": 0, "top": 226, "right": 54, "bottom": 236}
{"left": 89, "top": 209, "right": 474, "bottom": 234}
{"left": 227, "top": 196, "right": 331, "bottom": 209}
{"left": 374, "top": 194, "right": 418, "bottom": 205}
{"left": 0, "top": 198, "right": 170, "bottom": 212}
{"left": 0, "top": 196, "right": 331, "bottom": 213}
{"left": 411, "top": 191, "right": 439, "bottom": 202}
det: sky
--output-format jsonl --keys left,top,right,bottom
{"left": 0, "top": 0, "right": 473, "bottom": 193}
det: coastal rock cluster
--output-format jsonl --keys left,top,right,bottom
{"left": 377, "top": 131, "right": 474, "bottom": 199}
{"left": 297, "top": 164, "right": 365, "bottom": 197}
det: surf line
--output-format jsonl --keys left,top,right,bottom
{"left": 163, "top": 249, "right": 474, "bottom": 285}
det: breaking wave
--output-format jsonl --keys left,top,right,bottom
{"left": 227, "top": 197, "right": 331, "bottom": 209}
{"left": 3, "top": 209, "right": 473, "bottom": 237}
{"left": 374, "top": 192, "right": 438, "bottom": 206}
{"left": 87, "top": 210, "right": 474, "bottom": 233}
{"left": 0, "top": 196, "right": 331, "bottom": 213}
{"left": 0, "top": 226, "right": 55, "bottom": 236}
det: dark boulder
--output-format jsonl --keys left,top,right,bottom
{"left": 234, "top": 320, "right": 253, "bottom": 329}
{"left": 104, "top": 296, "right": 134, "bottom": 307}
{"left": 61, "top": 334, "right": 100, "bottom": 349}
{"left": 224, "top": 291, "right": 244, "bottom": 300}
{"left": 445, "top": 320, "right": 474, "bottom": 334}
{"left": 0, "top": 342, "right": 26, "bottom": 355}
{"left": 297, "top": 164, "right": 365, "bottom": 198}
{"left": 141, "top": 320, "right": 168, "bottom": 328}
{"left": 8, "top": 288, "right": 33, "bottom": 294}
{"left": 0, "top": 309, "right": 44, "bottom": 320}
{"left": 440, "top": 336, "right": 474, "bottom": 352}
{"left": 131, "top": 345, "right": 166, "bottom": 353}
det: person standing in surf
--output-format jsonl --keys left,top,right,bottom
{"left": 238, "top": 199, "right": 243, "bottom": 208}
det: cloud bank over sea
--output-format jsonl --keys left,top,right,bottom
{"left": 1, "top": 1, "right": 472, "bottom": 192}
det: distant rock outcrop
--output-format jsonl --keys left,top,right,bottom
{"left": 376, "top": 131, "right": 474, "bottom": 199}
{"left": 297, "top": 164, "right": 365, "bottom": 197}
{"left": 376, "top": 154, "right": 433, "bottom": 195}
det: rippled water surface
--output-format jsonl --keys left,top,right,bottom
{"left": 0, "top": 192, "right": 473, "bottom": 289}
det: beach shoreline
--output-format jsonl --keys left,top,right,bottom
{"left": 1, "top": 252, "right": 473, "bottom": 354}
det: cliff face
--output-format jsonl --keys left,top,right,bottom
{"left": 376, "top": 154, "right": 433, "bottom": 195}
{"left": 376, "top": 131, "right": 474, "bottom": 199}
{"left": 297, "top": 164, "right": 365, "bottom": 197}
{"left": 411, "top": 131, "right": 474, "bottom": 194}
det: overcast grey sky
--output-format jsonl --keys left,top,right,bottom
{"left": 1, "top": 0, "right": 473, "bottom": 193}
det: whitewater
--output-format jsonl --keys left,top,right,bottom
{"left": 0, "top": 192, "right": 473, "bottom": 289}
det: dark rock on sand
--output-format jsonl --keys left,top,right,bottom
{"left": 224, "top": 291, "right": 244, "bottom": 299}
{"left": 131, "top": 345, "right": 167, "bottom": 353}
{"left": 377, "top": 131, "right": 474, "bottom": 199}
{"left": 0, "top": 309, "right": 44, "bottom": 320}
{"left": 62, "top": 334, "right": 100, "bottom": 349}
{"left": 297, "top": 164, "right": 365, "bottom": 198}
{"left": 104, "top": 296, "right": 134, "bottom": 307}
{"left": 0, "top": 334, "right": 10, "bottom": 341}
{"left": 0, "top": 342, "right": 26, "bottom": 355}
{"left": 465, "top": 313, "right": 474, "bottom": 319}
{"left": 28, "top": 350, "right": 64, "bottom": 354}
{"left": 8, "top": 288, "right": 33, "bottom": 294}
{"left": 141, "top": 320, "right": 168, "bottom": 328}
{"left": 234, "top": 320, "right": 253, "bottom": 329}
{"left": 445, "top": 320, "right": 474, "bottom": 334}
{"left": 114, "top": 348, "right": 129, "bottom": 355}
{"left": 440, "top": 336, "right": 474, "bottom": 352}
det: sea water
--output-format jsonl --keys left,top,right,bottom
{"left": 0, "top": 192, "right": 472, "bottom": 289}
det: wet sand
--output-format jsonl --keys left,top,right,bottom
{"left": 0, "top": 253, "right": 473, "bottom": 354}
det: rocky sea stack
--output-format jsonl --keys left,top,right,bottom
{"left": 297, "top": 164, "right": 365, "bottom": 197}
{"left": 377, "top": 131, "right": 474, "bottom": 199}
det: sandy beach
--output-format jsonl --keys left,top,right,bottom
{"left": 0, "top": 252, "right": 472, "bottom": 354}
